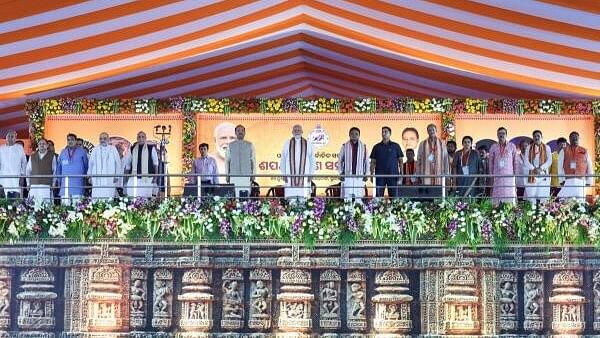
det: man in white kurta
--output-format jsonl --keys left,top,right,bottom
{"left": 280, "top": 125, "right": 316, "bottom": 199}
{"left": 226, "top": 125, "right": 256, "bottom": 197}
{"left": 88, "top": 133, "right": 122, "bottom": 201}
{"left": 558, "top": 131, "right": 593, "bottom": 202}
{"left": 0, "top": 130, "right": 27, "bottom": 198}
{"left": 338, "top": 127, "right": 369, "bottom": 203}
{"left": 124, "top": 132, "right": 159, "bottom": 198}
{"left": 524, "top": 131, "right": 552, "bottom": 203}
{"left": 26, "top": 138, "right": 56, "bottom": 206}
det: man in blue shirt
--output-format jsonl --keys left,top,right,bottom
{"left": 370, "top": 126, "right": 404, "bottom": 198}
{"left": 55, "top": 133, "right": 89, "bottom": 205}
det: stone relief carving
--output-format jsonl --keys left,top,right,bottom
{"left": 347, "top": 270, "right": 367, "bottom": 332}
{"left": 0, "top": 268, "right": 10, "bottom": 331}
{"left": 16, "top": 268, "right": 57, "bottom": 334}
{"left": 523, "top": 271, "right": 544, "bottom": 333}
{"left": 152, "top": 269, "right": 173, "bottom": 331}
{"left": 277, "top": 269, "right": 313, "bottom": 335}
{"left": 178, "top": 269, "right": 213, "bottom": 333}
{"left": 593, "top": 271, "right": 600, "bottom": 331}
{"left": 498, "top": 271, "right": 517, "bottom": 332}
{"left": 249, "top": 268, "right": 272, "bottom": 330}
{"left": 129, "top": 269, "right": 147, "bottom": 330}
{"left": 221, "top": 269, "right": 244, "bottom": 330}
{"left": 442, "top": 269, "right": 480, "bottom": 335}
{"left": 85, "top": 266, "right": 126, "bottom": 332}
{"left": 372, "top": 270, "right": 413, "bottom": 335}
{"left": 550, "top": 270, "right": 585, "bottom": 335}
{"left": 319, "top": 270, "right": 341, "bottom": 330}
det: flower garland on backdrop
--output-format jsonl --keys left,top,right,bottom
{"left": 25, "top": 97, "right": 600, "bottom": 173}
{"left": 1, "top": 197, "right": 600, "bottom": 249}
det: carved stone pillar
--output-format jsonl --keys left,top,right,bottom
{"left": 178, "top": 269, "right": 213, "bottom": 334}
{"left": 498, "top": 271, "right": 517, "bottom": 332}
{"left": 523, "top": 271, "right": 544, "bottom": 333}
{"left": 0, "top": 268, "right": 10, "bottom": 333}
{"left": 277, "top": 269, "right": 313, "bottom": 337}
{"left": 593, "top": 271, "right": 600, "bottom": 331}
{"left": 442, "top": 269, "right": 480, "bottom": 335}
{"left": 372, "top": 270, "right": 412, "bottom": 336}
{"left": 249, "top": 268, "right": 272, "bottom": 330}
{"left": 85, "top": 266, "right": 128, "bottom": 332}
{"left": 221, "top": 268, "right": 244, "bottom": 330}
{"left": 16, "top": 268, "right": 57, "bottom": 337}
{"left": 319, "top": 269, "right": 341, "bottom": 331}
{"left": 550, "top": 270, "right": 585, "bottom": 335}
{"left": 152, "top": 269, "right": 173, "bottom": 331}
{"left": 346, "top": 270, "right": 367, "bottom": 332}
{"left": 129, "top": 269, "right": 147, "bottom": 330}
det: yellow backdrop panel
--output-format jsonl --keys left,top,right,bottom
{"left": 44, "top": 114, "right": 183, "bottom": 192}
{"left": 196, "top": 113, "right": 441, "bottom": 194}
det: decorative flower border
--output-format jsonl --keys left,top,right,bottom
{"left": 2, "top": 197, "right": 600, "bottom": 249}
{"left": 25, "top": 97, "right": 600, "bottom": 173}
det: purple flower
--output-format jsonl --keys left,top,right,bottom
{"left": 346, "top": 216, "right": 360, "bottom": 233}
{"left": 456, "top": 201, "right": 468, "bottom": 212}
{"left": 312, "top": 198, "right": 326, "bottom": 222}
{"left": 447, "top": 219, "right": 458, "bottom": 237}
{"left": 481, "top": 219, "right": 493, "bottom": 242}
{"left": 242, "top": 200, "right": 261, "bottom": 217}
{"left": 283, "top": 98, "right": 297, "bottom": 112}
{"left": 219, "top": 218, "right": 231, "bottom": 237}
{"left": 366, "top": 199, "right": 378, "bottom": 213}
{"left": 291, "top": 215, "right": 303, "bottom": 237}
{"left": 396, "top": 218, "right": 407, "bottom": 236}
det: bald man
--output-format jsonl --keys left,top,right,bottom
{"left": 88, "top": 132, "right": 122, "bottom": 200}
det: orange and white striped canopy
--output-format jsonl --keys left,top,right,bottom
{"left": 1, "top": 0, "right": 599, "bottom": 135}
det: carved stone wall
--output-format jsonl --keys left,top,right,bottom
{"left": 0, "top": 243, "right": 598, "bottom": 337}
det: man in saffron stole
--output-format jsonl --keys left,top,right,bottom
{"left": 338, "top": 127, "right": 369, "bottom": 202}
{"left": 524, "top": 130, "right": 552, "bottom": 203}
{"left": 280, "top": 125, "right": 315, "bottom": 199}
{"left": 558, "top": 131, "right": 593, "bottom": 202}
{"left": 489, "top": 127, "right": 518, "bottom": 206}
{"left": 416, "top": 124, "right": 449, "bottom": 186}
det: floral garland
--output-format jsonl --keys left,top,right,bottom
{"left": 2, "top": 197, "right": 600, "bottom": 248}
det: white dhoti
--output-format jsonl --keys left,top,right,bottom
{"left": 126, "top": 177, "right": 155, "bottom": 198}
{"left": 29, "top": 184, "right": 52, "bottom": 206}
{"left": 558, "top": 178, "right": 587, "bottom": 201}
{"left": 91, "top": 178, "right": 116, "bottom": 201}
{"left": 525, "top": 176, "right": 551, "bottom": 203}
{"left": 285, "top": 178, "right": 311, "bottom": 199}
{"left": 230, "top": 176, "right": 251, "bottom": 197}
{"left": 342, "top": 177, "right": 365, "bottom": 203}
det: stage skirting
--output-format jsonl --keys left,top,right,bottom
{"left": 0, "top": 242, "right": 597, "bottom": 337}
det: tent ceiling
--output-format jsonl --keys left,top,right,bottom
{"left": 1, "top": 0, "right": 599, "bottom": 135}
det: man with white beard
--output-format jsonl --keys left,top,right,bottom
{"left": 26, "top": 138, "right": 56, "bottom": 205}
{"left": 280, "top": 125, "right": 316, "bottom": 200}
{"left": 88, "top": 132, "right": 122, "bottom": 201}
{"left": 0, "top": 130, "right": 27, "bottom": 199}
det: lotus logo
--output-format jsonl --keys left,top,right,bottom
{"left": 309, "top": 124, "right": 329, "bottom": 149}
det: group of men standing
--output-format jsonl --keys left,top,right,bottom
{"left": 0, "top": 124, "right": 594, "bottom": 205}
{"left": 0, "top": 130, "right": 165, "bottom": 205}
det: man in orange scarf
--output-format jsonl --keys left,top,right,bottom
{"left": 524, "top": 130, "right": 552, "bottom": 203}
{"left": 416, "top": 124, "right": 449, "bottom": 186}
{"left": 558, "top": 131, "right": 593, "bottom": 202}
